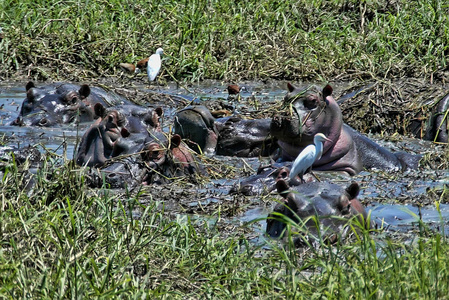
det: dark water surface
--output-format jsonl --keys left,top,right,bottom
{"left": 0, "top": 80, "right": 448, "bottom": 238}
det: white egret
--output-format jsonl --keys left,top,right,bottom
{"left": 289, "top": 133, "right": 332, "bottom": 182}
{"left": 147, "top": 48, "right": 163, "bottom": 82}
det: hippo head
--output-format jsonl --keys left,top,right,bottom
{"left": 266, "top": 179, "right": 367, "bottom": 245}
{"left": 230, "top": 164, "right": 293, "bottom": 196}
{"left": 76, "top": 106, "right": 133, "bottom": 167}
{"left": 76, "top": 104, "right": 163, "bottom": 168}
{"left": 174, "top": 105, "right": 218, "bottom": 154}
{"left": 141, "top": 134, "right": 198, "bottom": 184}
{"left": 13, "top": 82, "right": 95, "bottom": 126}
{"left": 270, "top": 84, "right": 343, "bottom": 160}
{"left": 230, "top": 163, "right": 319, "bottom": 196}
{"left": 84, "top": 132, "right": 200, "bottom": 188}
{"left": 143, "top": 107, "right": 163, "bottom": 132}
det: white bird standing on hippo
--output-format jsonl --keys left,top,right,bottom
{"left": 147, "top": 48, "right": 163, "bottom": 82}
{"left": 289, "top": 133, "right": 332, "bottom": 182}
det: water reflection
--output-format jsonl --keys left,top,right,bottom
{"left": 370, "top": 203, "right": 449, "bottom": 234}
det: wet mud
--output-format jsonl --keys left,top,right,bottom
{"left": 0, "top": 78, "right": 448, "bottom": 243}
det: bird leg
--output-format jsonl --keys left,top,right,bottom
{"left": 309, "top": 170, "right": 321, "bottom": 182}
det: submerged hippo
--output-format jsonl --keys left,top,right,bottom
{"left": 266, "top": 179, "right": 368, "bottom": 245}
{"left": 271, "top": 84, "right": 421, "bottom": 174}
{"left": 174, "top": 105, "right": 277, "bottom": 157}
{"left": 86, "top": 132, "right": 200, "bottom": 188}
{"left": 174, "top": 105, "right": 218, "bottom": 154}
{"left": 76, "top": 105, "right": 199, "bottom": 187}
{"left": 12, "top": 82, "right": 127, "bottom": 126}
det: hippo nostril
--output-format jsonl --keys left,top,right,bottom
{"left": 108, "top": 173, "right": 116, "bottom": 178}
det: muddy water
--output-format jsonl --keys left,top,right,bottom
{"left": 0, "top": 84, "right": 87, "bottom": 158}
{"left": 0, "top": 81, "right": 448, "bottom": 240}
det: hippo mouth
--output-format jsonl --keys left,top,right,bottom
{"left": 104, "top": 127, "right": 121, "bottom": 142}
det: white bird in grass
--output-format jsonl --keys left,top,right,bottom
{"left": 147, "top": 48, "right": 164, "bottom": 82}
{"left": 289, "top": 133, "right": 332, "bottom": 182}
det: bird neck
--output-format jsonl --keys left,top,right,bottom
{"left": 315, "top": 141, "right": 324, "bottom": 161}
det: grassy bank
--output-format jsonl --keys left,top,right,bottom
{"left": 0, "top": 0, "right": 448, "bottom": 82}
{"left": 0, "top": 147, "right": 448, "bottom": 298}
{"left": 1, "top": 0, "right": 449, "bottom": 298}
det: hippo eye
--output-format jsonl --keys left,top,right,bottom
{"left": 63, "top": 92, "right": 79, "bottom": 105}
{"left": 70, "top": 96, "right": 78, "bottom": 104}
{"left": 279, "top": 170, "right": 288, "bottom": 178}
{"left": 303, "top": 96, "right": 318, "bottom": 109}
{"left": 151, "top": 150, "right": 161, "bottom": 159}
{"left": 38, "top": 118, "right": 49, "bottom": 126}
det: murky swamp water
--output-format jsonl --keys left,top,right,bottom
{"left": 0, "top": 80, "right": 448, "bottom": 242}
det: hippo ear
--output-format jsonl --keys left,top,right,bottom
{"left": 25, "top": 81, "right": 35, "bottom": 91}
{"left": 171, "top": 134, "right": 182, "bottom": 148}
{"left": 94, "top": 103, "right": 106, "bottom": 118}
{"left": 121, "top": 128, "right": 130, "bottom": 138}
{"left": 276, "top": 179, "right": 290, "bottom": 198}
{"left": 287, "top": 83, "right": 296, "bottom": 93}
{"left": 345, "top": 182, "right": 360, "bottom": 199}
{"left": 322, "top": 85, "right": 333, "bottom": 98}
{"left": 79, "top": 85, "right": 91, "bottom": 99}
{"left": 276, "top": 167, "right": 289, "bottom": 181}
{"left": 26, "top": 89, "right": 37, "bottom": 102}
{"left": 155, "top": 107, "right": 163, "bottom": 116}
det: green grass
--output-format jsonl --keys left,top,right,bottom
{"left": 0, "top": 0, "right": 448, "bottom": 82}
{"left": 1, "top": 151, "right": 449, "bottom": 298}
{"left": 1, "top": 0, "right": 449, "bottom": 297}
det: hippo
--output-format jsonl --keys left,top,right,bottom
{"left": 76, "top": 104, "right": 163, "bottom": 167}
{"left": 174, "top": 105, "right": 278, "bottom": 157}
{"left": 230, "top": 158, "right": 355, "bottom": 196}
{"left": 266, "top": 179, "right": 368, "bottom": 246}
{"left": 230, "top": 163, "right": 293, "bottom": 196}
{"left": 174, "top": 105, "right": 218, "bottom": 154}
{"left": 175, "top": 84, "right": 420, "bottom": 176}
{"left": 424, "top": 92, "right": 449, "bottom": 143}
{"left": 215, "top": 117, "right": 278, "bottom": 157}
{"left": 270, "top": 84, "right": 421, "bottom": 173}
{"left": 139, "top": 133, "right": 199, "bottom": 185}
{"left": 85, "top": 132, "right": 200, "bottom": 188}
{"left": 12, "top": 81, "right": 128, "bottom": 126}
{"left": 76, "top": 104, "right": 200, "bottom": 187}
